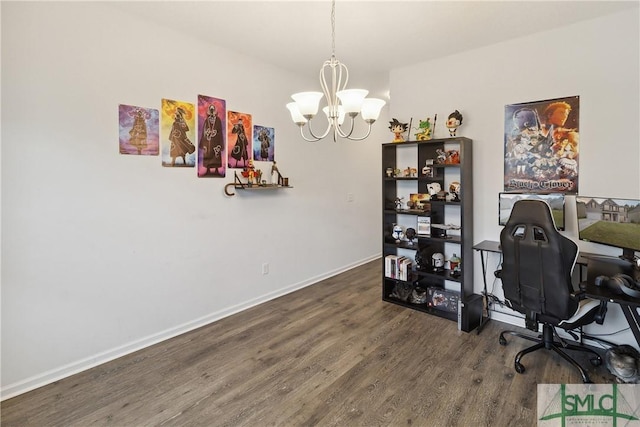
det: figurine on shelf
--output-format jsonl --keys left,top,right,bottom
{"left": 446, "top": 110, "right": 463, "bottom": 137}
{"left": 242, "top": 159, "right": 258, "bottom": 186}
{"left": 449, "top": 181, "right": 461, "bottom": 202}
{"left": 422, "top": 159, "right": 435, "bottom": 177}
{"left": 435, "top": 149, "right": 447, "bottom": 164}
{"left": 436, "top": 190, "right": 449, "bottom": 201}
{"left": 271, "top": 161, "right": 279, "bottom": 184}
{"left": 389, "top": 118, "right": 409, "bottom": 142}
{"left": 414, "top": 116, "right": 436, "bottom": 141}
{"left": 445, "top": 149, "right": 460, "bottom": 164}
{"left": 403, "top": 166, "right": 418, "bottom": 177}
{"left": 394, "top": 196, "right": 404, "bottom": 210}
{"left": 427, "top": 182, "right": 441, "bottom": 200}
{"left": 405, "top": 227, "right": 417, "bottom": 245}
{"left": 431, "top": 252, "right": 445, "bottom": 272}
{"left": 392, "top": 224, "right": 405, "bottom": 243}
{"left": 449, "top": 253, "right": 461, "bottom": 277}
{"left": 415, "top": 247, "right": 433, "bottom": 271}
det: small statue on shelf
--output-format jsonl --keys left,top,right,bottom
{"left": 242, "top": 159, "right": 258, "bottom": 186}
{"left": 271, "top": 161, "right": 279, "bottom": 184}
{"left": 449, "top": 253, "right": 461, "bottom": 277}
{"left": 449, "top": 181, "right": 461, "bottom": 202}
{"left": 415, "top": 247, "right": 432, "bottom": 271}
{"left": 392, "top": 224, "right": 405, "bottom": 243}
{"left": 446, "top": 110, "right": 463, "bottom": 137}
{"left": 422, "top": 159, "right": 435, "bottom": 177}
{"left": 427, "top": 182, "right": 441, "bottom": 200}
{"left": 405, "top": 227, "right": 417, "bottom": 245}
{"left": 403, "top": 166, "right": 417, "bottom": 177}
{"left": 431, "top": 252, "right": 445, "bottom": 272}
{"left": 394, "top": 197, "right": 404, "bottom": 211}
{"left": 413, "top": 116, "right": 435, "bottom": 141}
{"left": 389, "top": 118, "right": 409, "bottom": 142}
{"left": 445, "top": 150, "right": 460, "bottom": 164}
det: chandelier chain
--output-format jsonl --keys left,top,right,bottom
{"left": 286, "top": 0, "right": 384, "bottom": 141}
{"left": 331, "top": 0, "right": 336, "bottom": 57}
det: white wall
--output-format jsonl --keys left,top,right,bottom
{"left": 0, "top": 2, "right": 389, "bottom": 398}
{"left": 390, "top": 9, "right": 640, "bottom": 344}
{"left": 3, "top": 2, "right": 638, "bottom": 400}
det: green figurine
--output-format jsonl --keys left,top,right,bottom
{"left": 414, "top": 115, "right": 437, "bottom": 141}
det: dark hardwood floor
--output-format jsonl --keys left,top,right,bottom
{"left": 1, "top": 260, "right": 614, "bottom": 426}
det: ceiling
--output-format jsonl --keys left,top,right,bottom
{"left": 109, "top": 1, "right": 638, "bottom": 79}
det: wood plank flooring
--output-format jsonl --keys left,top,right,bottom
{"left": 1, "top": 260, "right": 615, "bottom": 426}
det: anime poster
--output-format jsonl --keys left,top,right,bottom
{"left": 161, "top": 99, "right": 196, "bottom": 167}
{"left": 118, "top": 104, "right": 159, "bottom": 155}
{"left": 253, "top": 125, "right": 275, "bottom": 162}
{"left": 227, "top": 111, "right": 252, "bottom": 169}
{"left": 197, "top": 95, "right": 226, "bottom": 177}
{"left": 504, "top": 96, "right": 579, "bottom": 194}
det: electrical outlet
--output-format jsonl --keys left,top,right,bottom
{"left": 262, "top": 262, "right": 269, "bottom": 275}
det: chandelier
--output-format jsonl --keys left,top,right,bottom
{"left": 286, "top": 0, "right": 385, "bottom": 142}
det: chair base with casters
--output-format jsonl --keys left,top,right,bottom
{"left": 499, "top": 323, "right": 602, "bottom": 383}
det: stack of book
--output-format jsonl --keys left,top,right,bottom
{"left": 385, "top": 255, "right": 412, "bottom": 281}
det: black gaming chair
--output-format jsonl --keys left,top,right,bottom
{"left": 498, "top": 199, "right": 604, "bottom": 383}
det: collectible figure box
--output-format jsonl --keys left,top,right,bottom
{"left": 427, "top": 287, "right": 460, "bottom": 313}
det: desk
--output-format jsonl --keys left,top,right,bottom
{"left": 473, "top": 240, "right": 595, "bottom": 335}
{"left": 472, "top": 240, "right": 500, "bottom": 334}
{"left": 582, "top": 282, "right": 640, "bottom": 347}
{"left": 473, "top": 240, "right": 640, "bottom": 347}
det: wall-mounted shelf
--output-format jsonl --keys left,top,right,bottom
{"left": 224, "top": 171, "right": 292, "bottom": 196}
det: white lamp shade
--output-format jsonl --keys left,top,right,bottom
{"left": 336, "top": 89, "right": 368, "bottom": 114}
{"left": 323, "top": 105, "right": 346, "bottom": 125}
{"left": 361, "top": 98, "right": 386, "bottom": 121}
{"left": 291, "top": 91, "right": 323, "bottom": 117}
{"left": 286, "top": 102, "right": 308, "bottom": 124}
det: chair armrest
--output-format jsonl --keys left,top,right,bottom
{"left": 571, "top": 292, "right": 608, "bottom": 325}
{"left": 595, "top": 300, "right": 608, "bottom": 325}
{"left": 570, "top": 290, "right": 587, "bottom": 300}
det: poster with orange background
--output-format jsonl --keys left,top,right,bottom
{"left": 227, "top": 111, "right": 252, "bottom": 169}
{"left": 161, "top": 99, "right": 196, "bottom": 167}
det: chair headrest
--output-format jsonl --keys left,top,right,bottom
{"left": 506, "top": 199, "right": 557, "bottom": 232}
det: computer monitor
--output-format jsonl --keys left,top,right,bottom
{"left": 499, "top": 192, "right": 565, "bottom": 230}
{"left": 576, "top": 196, "right": 640, "bottom": 262}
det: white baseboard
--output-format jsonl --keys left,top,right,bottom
{"left": 1, "top": 255, "right": 379, "bottom": 401}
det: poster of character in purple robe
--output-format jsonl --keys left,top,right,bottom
{"left": 253, "top": 125, "right": 275, "bottom": 162}
{"left": 197, "top": 95, "right": 226, "bottom": 177}
{"left": 118, "top": 104, "right": 159, "bottom": 155}
{"left": 161, "top": 99, "right": 196, "bottom": 167}
{"left": 227, "top": 111, "right": 252, "bottom": 169}
{"left": 504, "top": 96, "right": 579, "bottom": 194}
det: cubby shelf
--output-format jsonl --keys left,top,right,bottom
{"left": 381, "top": 137, "right": 482, "bottom": 332}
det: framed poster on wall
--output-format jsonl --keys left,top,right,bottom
{"left": 504, "top": 96, "right": 579, "bottom": 194}
{"left": 197, "top": 95, "right": 226, "bottom": 177}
